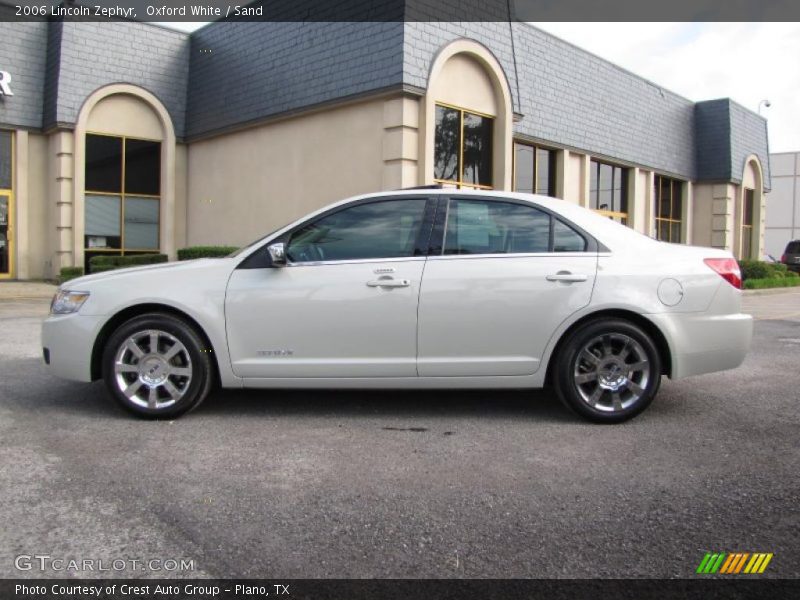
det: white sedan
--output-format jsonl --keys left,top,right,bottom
{"left": 42, "top": 189, "right": 752, "bottom": 423}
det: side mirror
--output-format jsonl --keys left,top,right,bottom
{"left": 267, "top": 243, "right": 287, "bottom": 267}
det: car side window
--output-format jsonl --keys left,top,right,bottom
{"left": 286, "top": 199, "right": 427, "bottom": 263}
{"left": 553, "top": 219, "right": 588, "bottom": 252}
{"left": 444, "top": 199, "right": 550, "bottom": 255}
{"left": 443, "top": 198, "right": 588, "bottom": 255}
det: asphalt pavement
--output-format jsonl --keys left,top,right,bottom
{"left": 0, "top": 292, "right": 797, "bottom": 579}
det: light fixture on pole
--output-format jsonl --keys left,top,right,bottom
{"left": 758, "top": 99, "right": 771, "bottom": 115}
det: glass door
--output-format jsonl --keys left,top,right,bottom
{"left": 0, "top": 193, "right": 10, "bottom": 278}
{"left": 0, "top": 130, "right": 12, "bottom": 278}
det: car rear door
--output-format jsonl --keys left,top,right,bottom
{"left": 417, "top": 196, "right": 598, "bottom": 377}
{"left": 226, "top": 196, "right": 435, "bottom": 379}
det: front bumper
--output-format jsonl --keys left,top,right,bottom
{"left": 41, "top": 313, "right": 106, "bottom": 382}
{"left": 647, "top": 312, "right": 753, "bottom": 380}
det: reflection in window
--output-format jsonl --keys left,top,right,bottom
{"left": 287, "top": 199, "right": 427, "bottom": 262}
{"left": 85, "top": 134, "right": 161, "bottom": 269}
{"left": 434, "top": 106, "right": 460, "bottom": 182}
{"left": 590, "top": 160, "right": 629, "bottom": 226}
{"left": 654, "top": 175, "right": 683, "bottom": 243}
{"left": 553, "top": 219, "right": 587, "bottom": 252}
{"left": 513, "top": 142, "right": 557, "bottom": 197}
{"left": 443, "top": 199, "right": 586, "bottom": 255}
{"left": 434, "top": 104, "right": 493, "bottom": 189}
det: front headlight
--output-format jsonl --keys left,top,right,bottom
{"left": 50, "top": 290, "right": 91, "bottom": 314}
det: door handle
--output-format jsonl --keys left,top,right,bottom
{"left": 366, "top": 278, "right": 411, "bottom": 288}
{"left": 546, "top": 272, "right": 588, "bottom": 283}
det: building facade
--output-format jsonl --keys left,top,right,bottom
{"left": 0, "top": 19, "right": 771, "bottom": 280}
{"left": 765, "top": 151, "right": 799, "bottom": 258}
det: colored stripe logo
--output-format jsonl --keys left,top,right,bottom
{"left": 696, "top": 552, "right": 773, "bottom": 574}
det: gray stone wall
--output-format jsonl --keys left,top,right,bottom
{"left": 404, "top": 22, "right": 697, "bottom": 180}
{"left": 186, "top": 21, "right": 405, "bottom": 139}
{"left": 729, "top": 100, "right": 771, "bottom": 190}
{"left": 48, "top": 21, "right": 190, "bottom": 136}
{"left": 0, "top": 21, "right": 49, "bottom": 130}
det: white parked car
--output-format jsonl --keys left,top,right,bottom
{"left": 42, "top": 189, "right": 752, "bottom": 423}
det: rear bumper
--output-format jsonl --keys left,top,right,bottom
{"left": 41, "top": 313, "right": 105, "bottom": 382}
{"left": 647, "top": 312, "right": 753, "bottom": 379}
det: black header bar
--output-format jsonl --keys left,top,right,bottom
{"left": 2, "top": 0, "right": 800, "bottom": 23}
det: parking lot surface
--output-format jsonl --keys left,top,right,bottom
{"left": 0, "top": 291, "right": 798, "bottom": 579}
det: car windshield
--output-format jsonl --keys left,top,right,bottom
{"left": 786, "top": 241, "right": 800, "bottom": 254}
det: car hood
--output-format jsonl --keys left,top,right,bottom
{"left": 61, "top": 259, "right": 231, "bottom": 289}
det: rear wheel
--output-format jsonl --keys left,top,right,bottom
{"left": 102, "top": 313, "right": 213, "bottom": 418}
{"left": 553, "top": 319, "right": 662, "bottom": 423}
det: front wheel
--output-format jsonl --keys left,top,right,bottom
{"left": 102, "top": 313, "right": 213, "bottom": 418}
{"left": 553, "top": 319, "right": 662, "bottom": 423}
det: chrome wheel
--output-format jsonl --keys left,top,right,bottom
{"left": 573, "top": 333, "right": 651, "bottom": 413}
{"left": 113, "top": 329, "right": 193, "bottom": 410}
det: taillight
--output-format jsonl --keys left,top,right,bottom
{"left": 704, "top": 258, "right": 742, "bottom": 289}
{"left": 781, "top": 253, "right": 787, "bottom": 264}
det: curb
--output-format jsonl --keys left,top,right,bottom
{"left": 742, "top": 287, "right": 800, "bottom": 296}
{"left": 0, "top": 295, "right": 54, "bottom": 302}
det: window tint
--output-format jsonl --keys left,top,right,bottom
{"left": 86, "top": 135, "right": 123, "bottom": 193}
{"left": 553, "top": 219, "right": 587, "bottom": 252}
{"left": 444, "top": 199, "right": 550, "bottom": 255}
{"left": 536, "top": 148, "right": 555, "bottom": 196}
{"left": 514, "top": 144, "right": 534, "bottom": 193}
{"left": 286, "top": 199, "right": 427, "bottom": 263}
{"left": 125, "top": 139, "right": 161, "bottom": 195}
{"left": 786, "top": 241, "right": 800, "bottom": 254}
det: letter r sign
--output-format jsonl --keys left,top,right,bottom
{"left": 0, "top": 71, "right": 13, "bottom": 96}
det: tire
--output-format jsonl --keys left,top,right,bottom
{"left": 102, "top": 313, "right": 214, "bottom": 419}
{"left": 553, "top": 319, "right": 662, "bottom": 424}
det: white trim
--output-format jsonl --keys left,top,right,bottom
{"left": 421, "top": 39, "right": 514, "bottom": 190}
{"left": 72, "top": 84, "right": 177, "bottom": 267}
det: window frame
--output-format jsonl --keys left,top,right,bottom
{"left": 433, "top": 102, "right": 494, "bottom": 191}
{"left": 654, "top": 174, "right": 684, "bottom": 244}
{"left": 84, "top": 132, "right": 162, "bottom": 262}
{"left": 589, "top": 159, "right": 629, "bottom": 225}
{"left": 237, "top": 196, "right": 438, "bottom": 269}
{"left": 512, "top": 140, "right": 558, "bottom": 197}
{"left": 429, "top": 195, "right": 598, "bottom": 258}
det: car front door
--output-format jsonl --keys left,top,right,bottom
{"left": 417, "top": 196, "right": 598, "bottom": 377}
{"left": 226, "top": 196, "right": 434, "bottom": 379}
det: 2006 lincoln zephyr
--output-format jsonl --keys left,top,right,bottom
{"left": 42, "top": 189, "right": 753, "bottom": 423}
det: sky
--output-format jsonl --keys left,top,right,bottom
{"left": 162, "top": 21, "right": 798, "bottom": 152}
{"left": 535, "top": 23, "right": 798, "bottom": 153}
